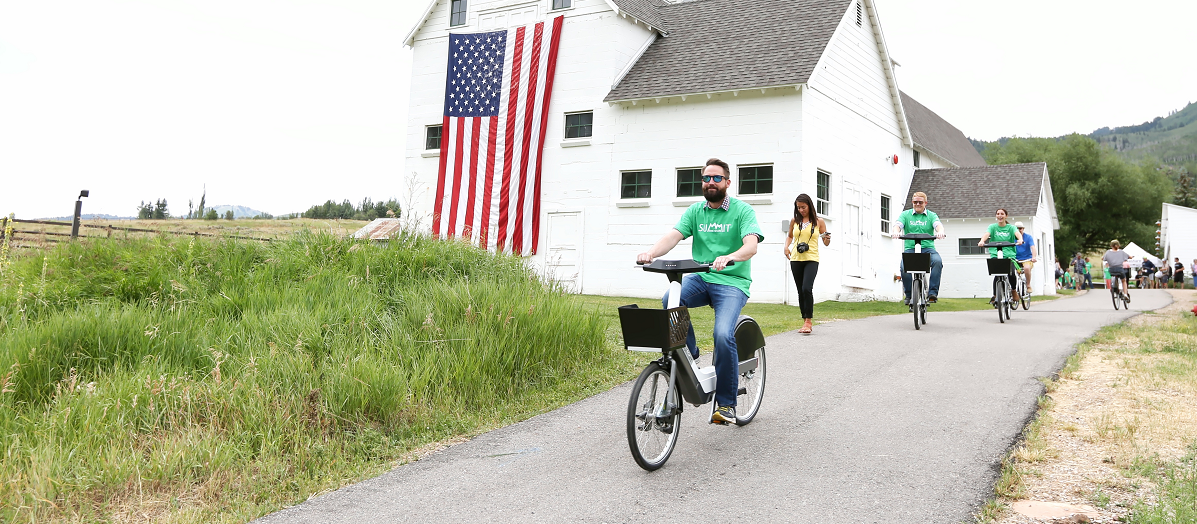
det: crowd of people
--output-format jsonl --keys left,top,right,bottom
{"left": 1055, "top": 251, "right": 1191, "bottom": 291}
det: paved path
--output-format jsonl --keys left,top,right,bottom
{"left": 254, "top": 290, "right": 1171, "bottom": 523}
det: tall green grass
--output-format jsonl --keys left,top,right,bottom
{"left": 0, "top": 232, "right": 608, "bottom": 521}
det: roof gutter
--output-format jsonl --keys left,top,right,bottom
{"left": 600, "top": 0, "right": 667, "bottom": 35}
{"left": 606, "top": 83, "right": 804, "bottom": 106}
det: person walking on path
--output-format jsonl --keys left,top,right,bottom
{"left": 784, "top": 193, "right": 830, "bottom": 334}
{"left": 1084, "top": 257, "right": 1094, "bottom": 290}
{"left": 1072, "top": 253, "right": 1087, "bottom": 290}
{"left": 1140, "top": 257, "right": 1156, "bottom": 289}
{"left": 892, "top": 192, "right": 946, "bottom": 306}
{"left": 1161, "top": 263, "right": 1173, "bottom": 289}
{"left": 1174, "top": 257, "right": 1186, "bottom": 289}
{"left": 1013, "top": 222, "right": 1038, "bottom": 295}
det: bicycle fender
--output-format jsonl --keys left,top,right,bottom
{"left": 734, "top": 315, "right": 765, "bottom": 362}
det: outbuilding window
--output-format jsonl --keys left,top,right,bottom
{"left": 959, "top": 238, "right": 985, "bottom": 256}
{"left": 564, "top": 111, "right": 592, "bottom": 139}
{"left": 880, "top": 194, "right": 891, "bottom": 233}
{"left": 676, "top": 168, "right": 702, "bottom": 197}
{"left": 425, "top": 125, "right": 442, "bottom": 150}
{"left": 552, "top": 0, "right": 572, "bottom": 9}
{"left": 816, "top": 170, "right": 831, "bottom": 215}
{"left": 450, "top": 0, "right": 468, "bottom": 27}
{"left": 738, "top": 165, "right": 773, "bottom": 195}
{"left": 621, "top": 170, "right": 652, "bottom": 199}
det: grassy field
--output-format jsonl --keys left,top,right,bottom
{"left": 0, "top": 232, "right": 618, "bottom": 522}
{"left": 978, "top": 294, "right": 1197, "bottom": 522}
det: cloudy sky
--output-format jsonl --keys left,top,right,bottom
{"left": 2, "top": 0, "right": 1193, "bottom": 219}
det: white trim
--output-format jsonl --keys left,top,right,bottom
{"left": 404, "top": 0, "right": 440, "bottom": 48}
{"left": 673, "top": 197, "right": 702, "bottom": 207}
{"left": 560, "top": 139, "right": 590, "bottom": 148}
{"left": 612, "top": 32, "right": 658, "bottom": 90}
{"left": 421, "top": 151, "right": 441, "bottom": 158}
{"left": 616, "top": 200, "right": 651, "bottom": 208}
{"left": 601, "top": 0, "right": 667, "bottom": 35}
{"left": 738, "top": 196, "right": 773, "bottom": 205}
{"left": 607, "top": 83, "right": 804, "bottom": 105}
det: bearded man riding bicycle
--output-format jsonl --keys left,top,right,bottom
{"left": 636, "top": 158, "right": 763, "bottom": 425}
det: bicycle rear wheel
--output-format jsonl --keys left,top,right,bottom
{"left": 1111, "top": 286, "right": 1120, "bottom": 310}
{"left": 735, "top": 346, "right": 766, "bottom": 426}
{"left": 627, "top": 362, "right": 679, "bottom": 471}
{"left": 1019, "top": 279, "right": 1030, "bottom": 310}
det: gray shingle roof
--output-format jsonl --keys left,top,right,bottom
{"left": 609, "top": 0, "right": 669, "bottom": 33}
{"left": 900, "top": 92, "right": 987, "bottom": 168}
{"left": 905, "top": 163, "right": 1048, "bottom": 219}
{"left": 604, "top": 0, "right": 851, "bottom": 102}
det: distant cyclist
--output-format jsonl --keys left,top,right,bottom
{"left": 978, "top": 207, "right": 1024, "bottom": 304}
{"left": 892, "top": 192, "right": 945, "bottom": 305}
{"left": 1013, "top": 222, "right": 1037, "bottom": 295}
{"left": 1102, "top": 240, "right": 1130, "bottom": 301}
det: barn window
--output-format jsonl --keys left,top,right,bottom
{"left": 552, "top": 0, "right": 572, "bottom": 9}
{"left": 959, "top": 238, "right": 985, "bottom": 256}
{"left": 564, "top": 111, "right": 592, "bottom": 139}
{"left": 425, "top": 125, "right": 442, "bottom": 150}
{"left": 880, "top": 194, "right": 891, "bottom": 233}
{"left": 676, "top": 168, "right": 702, "bottom": 197}
{"left": 450, "top": 0, "right": 468, "bottom": 27}
{"left": 856, "top": 1, "right": 863, "bottom": 27}
{"left": 816, "top": 170, "right": 831, "bottom": 215}
{"left": 738, "top": 165, "right": 773, "bottom": 195}
{"left": 621, "top": 170, "right": 652, "bottom": 199}
{"left": 913, "top": 150, "right": 920, "bottom": 168}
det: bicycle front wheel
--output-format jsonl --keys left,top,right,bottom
{"left": 912, "top": 277, "right": 922, "bottom": 330}
{"left": 995, "top": 279, "right": 1005, "bottom": 323}
{"left": 627, "top": 362, "right": 680, "bottom": 471}
{"left": 736, "top": 346, "right": 766, "bottom": 426}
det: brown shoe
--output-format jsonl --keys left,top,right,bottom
{"left": 799, "top": 319, "right": 813, "bottom": 334}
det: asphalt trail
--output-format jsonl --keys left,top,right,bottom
{"left": 254, "top": 290, "right": 1171, "bottom": 523}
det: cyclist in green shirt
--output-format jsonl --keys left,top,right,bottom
{"left": 637, "top": 158, "right": 764, "bottom": 425}
{"left": 891, "top": 191, "right": 946, "bottom": 304}
{"left": 978, "top": 207, "right": 1024, "bottom": 304}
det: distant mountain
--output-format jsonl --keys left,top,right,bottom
{"left": 969, "top": 101, "right": 1197, "bottom": 173}
{"left": 207, "top": 205, "right": 267, "bottom": 218}
{"left": 37, "top": 213, "right": 137, "bottom": 221}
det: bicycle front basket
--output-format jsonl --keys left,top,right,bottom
{"left": 987, "top": 258, "right": 1013, "bottom": 275}
{"left": 902, "top": 252, "right": 932, "bottom": 273}
{"left": 618, "top": 305, "right": 691, "bottom": 351}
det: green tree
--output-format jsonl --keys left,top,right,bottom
{"left": 136, "top": 201, "right": 153, "bottom": 219}
{"left": 224, "top": 210, "right": 235, "bottom": 220}
{"left": 1171, "top": 172, "right": 1196, "bottom": 208}
{"left": 152, "top": 199, "right": 169, "bottom": 220}
{"left": 983, "top": 134, "right": 1170, "bottom": 260}
{"left": 204, "top": 209, "right": 218, "bottom": 220}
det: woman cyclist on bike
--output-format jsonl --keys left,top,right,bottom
{"left": 978, "top": 208, "right": 1023, "bottom": 304}
{"left": 1103, "top": 240, "right": 1130, "bottom": 300}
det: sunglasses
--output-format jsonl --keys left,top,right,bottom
{"left": 912, "top": 200, "right": 926, "bottom": 204}
{"left": 701, "top": 175, "right": 726, "bottom": 183}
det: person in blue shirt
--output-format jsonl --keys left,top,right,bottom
{"left": 1013, "top": 222, "right": 1038, "bottom": 295}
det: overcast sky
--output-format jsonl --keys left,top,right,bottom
{"left": 2, "top": 0, "right": 1193, "bottom": 219}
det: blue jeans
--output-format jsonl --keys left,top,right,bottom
{"left": 900, "top": 248, "right": 942, "bottom": 299}
{"left": 662, "top": 274, "right": 748, "bottom": 408}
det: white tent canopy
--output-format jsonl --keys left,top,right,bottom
{"left": 1124, "top": 242, "right": 1161, "bottom": 266}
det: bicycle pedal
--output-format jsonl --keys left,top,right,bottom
{"left": 737, "top": 387, "right": 747, "bottom": 396}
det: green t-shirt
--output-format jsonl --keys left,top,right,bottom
{"left": 673, "top": 197, "right": 764, "bottom": 297}
{"left": 897, "top": 208, "right": 939, "bottom": 250}
{"left": 986, "top": 223, "right": 1019, "bottom": 259}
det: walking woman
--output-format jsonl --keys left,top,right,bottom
{"left": 784, "top": 193, "right": 830, "bottom": 334}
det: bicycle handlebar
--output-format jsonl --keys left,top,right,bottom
{"left": 982, "top": 242, "right": 1017, "bottom": 248}
{"left": 637, "top": 259, "right": 734, "bottom": 273}
{"left": 898, "top": 234, "right": 937, "bottom": 240}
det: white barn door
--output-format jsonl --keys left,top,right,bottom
{"left": 545, "top": 212, "right": 582, "bottom": 291}
{"left": 843, "top": 183, "right": 864, "bottom": 278}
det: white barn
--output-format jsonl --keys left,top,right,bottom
{"left": 403, "top": 0, "right": 1040, "bottom": 303}
{"left": 1160, "top": 202, "right": 1197, "bottom": 276}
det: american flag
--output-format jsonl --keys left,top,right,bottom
{"left": 432, "top": 15, "right": 564, "bottom": 256}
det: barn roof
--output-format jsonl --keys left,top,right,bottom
{"left": 900, "top": 92, "right": 987, "bottom": 168}
{"left": 604, "top": 0, "right": 852, "bottom": 102}
{"left": 906, "top": 163, "right": 1049, "bottom": 219}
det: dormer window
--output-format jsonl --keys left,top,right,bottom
{"left": 450, "top": 0, "right": 468, "bottom": 27}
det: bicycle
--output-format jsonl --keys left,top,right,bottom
{"left": 899, "top": 233, "right": 935, "bottom": 330}
{"left": 983, "top": 242, "right": 1019, "bottom": 323}
{"left": 618, "top": 259, "right": 767, "bottom": 471}
{"left": 1109, "top": 271, "right": 1130, "bottom": 310}
{"left": 1014, "top": 264, "right": 1030, "bottom": 310}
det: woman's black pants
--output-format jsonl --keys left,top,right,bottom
{"left": 790, "top": 260, "right": 819, "bottom": 319}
